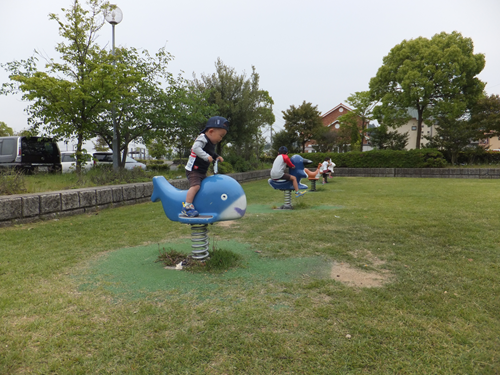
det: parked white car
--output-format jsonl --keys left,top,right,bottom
{"left": 93, "top": 152, "right": 146, "bottom": 170}
{"left": 60, "top": 152, "right": 92, "bottom": 173}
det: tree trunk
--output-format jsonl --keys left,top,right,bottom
{"left": 416, "top": 108, "right": 424, "bottom": 149}
{"left": 75, "top": 133, "right": 84, "bottom": 175}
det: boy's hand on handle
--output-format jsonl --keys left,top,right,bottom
{"left": 208, "top": 156, "right": 213, "bottom": 163}
{"left": 217, "top": 156, "right": 224, "bottom": 162}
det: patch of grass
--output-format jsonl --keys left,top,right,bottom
{"left": 155, "top": 246, "right": 187, "bottom": 267}
{"left": 1, "top": 177, "right": 499, "bottom": 374}
{"left": 155, "top": 245, "right": 243, "bottom": 273}
{"left": 203, "top": 247, "right": 243, "bottom": 272}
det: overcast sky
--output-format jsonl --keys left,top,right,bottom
{"left": 1, "top": 0, "right": 499, "bottom": 148}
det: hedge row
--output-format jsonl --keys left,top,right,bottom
{"left": 456, "top": 150, "right": 500, "bottom": 165}
{"left": 295, "top": 149, "right": 447, "bottom": 168}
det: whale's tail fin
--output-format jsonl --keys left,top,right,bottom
{"left": 151, "top": 176, "right": 175, "bottom": 203}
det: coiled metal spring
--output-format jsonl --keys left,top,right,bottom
{"left": 190, "top": 224, "right": 209, "bottom": 260}
{"left": 282, "top": 190, "right": 293, "bottom": 209}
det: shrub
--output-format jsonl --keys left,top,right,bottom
{"left": 457, "top": 149, "right": 500, "bottom": 165}
{"left": 147, "top": 163, "right": 170, "bottom": 172}
{"left": 298, "top": 149, "right": 447, "bottom": 168}
{"left": 224, "top": 154, "right": 253, "bottom": 172}
{"left": 214, "top": 161, "right": 234, "bottom": 174}
{"left": 0, "top": 169, "right": 27, "bottom": 195}
{"left": 88, "top": 165, "right": 149, "bottom": 185}
{"left": 259, "top": 155, "right": 275, "bottom": 164}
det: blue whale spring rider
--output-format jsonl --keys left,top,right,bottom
{"left": 151, "top": 173, "right": 247, "bottom": 260}
{"left": 268, "top": 154, "right": 312, "bottom": 209}
{"left": 151, "top": 174, "right": 247, "bottom": 225}
{"left": 268, "top": 154, "right": 311, "bottom": 191}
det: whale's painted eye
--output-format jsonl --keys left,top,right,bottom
{"left": 221, "top": 194, "right": 228, "bottom": 201}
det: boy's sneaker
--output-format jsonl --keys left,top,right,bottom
{"left": 295, "top": 190, "right": 306, "bottom": 197}
{"left": 181, "top": 202, "right": 199, "bottom": 217}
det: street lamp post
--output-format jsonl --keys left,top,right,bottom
{"left": 105, "top": 5, "right": 123, "bottom": 171}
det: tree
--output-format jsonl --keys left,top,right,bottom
{"left": 91, "top": 47, "right": 192, "bottom": 167}
{"left": 0, "top": 122, "right": 14, "bottom": 136}
{"left": 191, "top": 58, "right": 275, "bottom": 158}
{"left": 92, "top": 135, "right": 109, "bottom": 151}
{"left": 423, "top": 116, "right": 483, "bottom": 165}
{"left": 470, "top": 94, "right": 500, "bottom": 137}
{"left": 368, "top": 124, "right": 409, "bottom": 150}
{"left": 1, "top": 0, "right": 120, "bottom": 173}
{"left": 282, "top": 101, "right": 323, "bottom": 153}
{"left": 158, "top": 83, "right": 216, "bottom": 160}
{"left": 338, "top": 91, "right": 377, "bottom": 152}
{"left": 271, "top": 129, "right": 300, "bottom": 155}
{"left": 147, "top": 140, "right": 168, "bottom": 160}
{"left": 369, "top": 31, "right": 486, "bottom": 149}
{"left": 311, "top": 126, "right": 341, "bottom": 152}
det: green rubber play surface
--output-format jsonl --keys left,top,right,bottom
{"left": 246, "top": 204, "right": 344, "bottom": 214}
{"left": 79, "top": 240, "right": 330, "bottom": 299}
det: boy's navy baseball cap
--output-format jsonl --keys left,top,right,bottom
{"left": 201, "top": 116, "right": 229, "bottom": 133}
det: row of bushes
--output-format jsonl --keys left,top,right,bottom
{"left": 293, "top": 149, "right": 448, "bottom": 168}
{"left": 298, "top": 149, "right": 447, "bottom": 168}
{"left": 136, "top": 159, "right": 171, "bottom": 172}
{"left": 455, "top": 150, "right": 500, "bottom": 165}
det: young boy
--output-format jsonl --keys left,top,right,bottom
{"left": 183, "top": 116, "right": 229, "bottom": 217}
{"left": 270, "top": 146, "right": 306, "bottom": 197}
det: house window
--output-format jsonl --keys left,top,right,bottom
{"left": 411, "top": 126, "right": 417, "bottom": 131}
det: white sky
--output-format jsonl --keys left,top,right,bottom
{"left": 1, "top": 0, "right": 499, "bottom": 148}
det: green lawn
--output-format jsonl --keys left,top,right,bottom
{"left": 1, "top": 177, "right": 499, "bottom": 374}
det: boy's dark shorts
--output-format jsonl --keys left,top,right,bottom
{"left": 281, "top": 173, "right": 292, "bottom": 180}
{"left": 186, "top": 170, "right": 207, "bottom": 187}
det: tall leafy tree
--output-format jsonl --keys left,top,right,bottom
{"left": 282, "top": 101, "right": 323, "bottom": 153}
{"left": 191, "top": 58, "right": 275, "bottom": 157}
{"left": 1, "top": 0, "right": 121, "bottom": 172}
{"left": 369, "top": 31, "right": 485, "bottom": 149}
{"left": 92, "top": 47, "right": 190, "bottom": 167}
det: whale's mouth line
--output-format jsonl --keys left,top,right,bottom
{"left": 235, "top": 207, "right": 246, "bottom": 216}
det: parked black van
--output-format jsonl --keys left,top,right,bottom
{"left": 0, "top": 136, "right": 61, "bottom": 173}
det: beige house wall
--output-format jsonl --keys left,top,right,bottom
{"left": 395, "top": 119, "right": 436, "bottom": 150}
{"left": 480, "top": 134, "right": 500, "bottom": 151}
{"left": 489, "top": 136, "right": 500, "bottom": 151}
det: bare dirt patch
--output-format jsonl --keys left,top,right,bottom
{"left": 216, "top": 220, "right": 237, "bottom": 228}
{"left": 331, "top": 250, "right": 392, "bottom": 288}
{"left": 331, "top": 262, "right": 390, "bottom": 288}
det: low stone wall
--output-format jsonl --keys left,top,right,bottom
{"left": 0, "top": 169, "right": 271, "bottom": 227}
{"left": 333, "top": 167, "right": 500, "bottom": 179}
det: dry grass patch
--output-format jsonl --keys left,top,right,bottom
{"left": 330, "top": 262, "right": 390, "bottom": 288}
